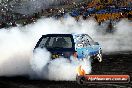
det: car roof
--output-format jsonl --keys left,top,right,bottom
{"left": 42, "top": 34, "right": 73, "bottom": 37}
{"left": 43, "top": 34, "right": 89, "bottom": 36}
{"left": 42, "top": 34, "right": 92, "bottom": 39}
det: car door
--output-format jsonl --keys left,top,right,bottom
{"left": 75, "top": 38, "right": 95, "bottom": 59}
{"left": 75, "top": 35, "right": 100, "bottom": 59}
{"left": 76, "top": 45, "right": 94, "bottom": 59}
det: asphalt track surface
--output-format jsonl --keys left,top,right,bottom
{"left": 0, "top": 52, "right": 132, "bottom": 88}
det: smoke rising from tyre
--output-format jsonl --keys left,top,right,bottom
{"left": 31, "top": 48, "right": 91, "bottom": 81}
{"left": 0, "top": 16, "right": 132, "bottom": 80}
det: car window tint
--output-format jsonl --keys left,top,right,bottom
{"left": 75, "top": 35, "right": 90, "bottom": 47}
{"left": 52, "top": 37, "right": 72, "bottom": 48}
{"left": 39, "top": 37, "right": 72, "bottom": 48}
{"left": 84, "top": 35, "right": 95, "bottom": 45}
{"left": 63, "top": 37, "right": 72, "bottom": 48}
{"left": 48, "top": 37, "right": 55, "bottom": 47}
{"left": 39, "top": 37, "right": 48, "bottom": 48}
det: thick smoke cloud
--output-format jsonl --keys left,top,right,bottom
{"left": 96, "top": 19, "right": 132, "bottom": 52}
{"left": 0, "top": 16, "right": 132, "bottom": 80}
{"left": 0, "top": 16, "right": 94, "bottom": 80}
{"left": 31, "top": 48, "right": 91, "bottom": 81}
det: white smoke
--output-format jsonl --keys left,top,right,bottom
{"left": 30, "top": 48, "right": 51, "bottom": 78}
{"left": 95, "top": 19, "right": 132, "bottom": 53}
{"left": 0, "top": 16, "right": 94, "bottom": 80}
{"left": 0, "top": 16, "right": 132, "bottom": 80}
{"left": 31, "top": 48, "right": 91, "bottom": 81}
{"left": 0, "top": 27, "right": 33, "bottom": 76}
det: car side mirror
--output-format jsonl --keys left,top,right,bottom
{"left": 94, "top": 42, "right": 99, "bottom": 45}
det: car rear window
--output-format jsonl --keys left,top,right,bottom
{"left": 39, "top": 37, "right": 73, "bottom": 48}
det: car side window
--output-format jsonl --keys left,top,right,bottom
{"left": 84, "top": 35, "right": 95, "bottom": 45}
{"left": 80, "top": 35, "right": 91, "bottom": 47}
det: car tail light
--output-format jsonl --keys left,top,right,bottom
{"left": 73, "top": 52, "right": 78, "bottom": 58}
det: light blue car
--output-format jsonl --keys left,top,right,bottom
{"left": 73, "top": 34, "right": 102, "bottom": 62}
{"left": 35, "top": 34, "right": 102, "bottom": 62}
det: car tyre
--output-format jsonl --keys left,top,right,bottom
{"left": 96, "top": 50, "right": 102, "bottom": 62}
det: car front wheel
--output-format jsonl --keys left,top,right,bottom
{"left": 96, "top": 50, "right": 102, "bottom": 62}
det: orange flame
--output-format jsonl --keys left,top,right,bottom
{"left": 77, "top": 65, "right": 86, "bottom": 76}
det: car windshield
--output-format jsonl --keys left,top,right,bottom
{"left": 39, "top": 36, "right": 73, "bottom": 48}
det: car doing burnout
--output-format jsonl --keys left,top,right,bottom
{"left": 35, "top": 34, "right": 102, "bottom": 62}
